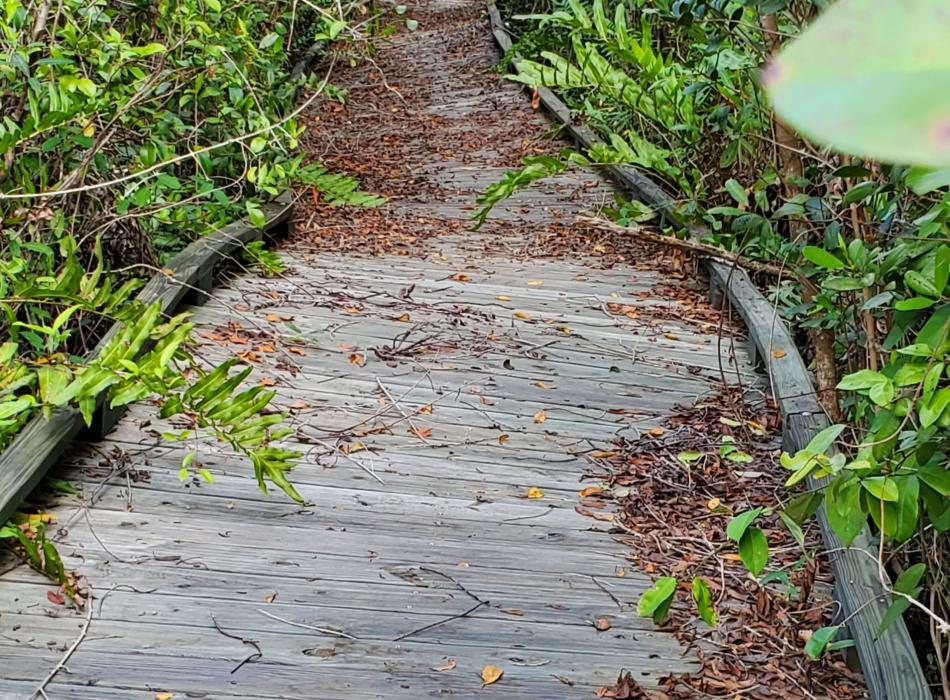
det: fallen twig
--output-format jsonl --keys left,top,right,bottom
{"left": 211, "top": 614, "right": 263, "bottom": 673}
{"left": 257, "top": 608, "right": 357, "bottom": 640}
{"left": 576, "top": 215, "right": 787, "bottom": 278}
{"left": 31, "top": 596, "right": 93, "bottom": 699}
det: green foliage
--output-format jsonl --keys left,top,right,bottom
{"left": 472, "top": 154, "right": 571, "bottom": 227}
{"left": 767, "top": 0, "right": 950, "bottom": 168}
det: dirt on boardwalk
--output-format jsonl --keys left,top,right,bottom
{"left": 287, "top": 1, "right": 868, "bottom": 698}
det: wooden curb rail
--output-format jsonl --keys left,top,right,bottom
{"left": 486, "top": 5, "right": 931, "bottom": 698}
{"left": 0, "top": 194, "right": 294, "bottom": 526}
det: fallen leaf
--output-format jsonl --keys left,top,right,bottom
{"left": 265, "top": 313, "right": 292, "bottom": 323}
{"left": 47, "top": 590, "right": 65, "bottom": 605}
{"left": 410, "top": 426, "right": 433, "bottom": 439}
{"left": 226, "top": 501, "right": 235, "bottom": 510}
{"left": 495, "top": 294, "right": 512, "bottom": 301}
{"left": 647, "top": 427, "right": 665, "bottom": 437}
{"left": 257, "top": 343, "right": 276, "bottom": 353}
{"left": 707, "top": 497, "right": 722, "bottom": 511}
{"left": 498, "top": 434, "right": 510, "bottom": 443}
{"left": 530, "top": 86, "right": 541, "bottom": 109}
{"left": 289, "top": 400, "right": 310, "bottom": 410}
{"left": 591, "top": 450, "right": 617, "bottom": 459}
{"left": 287, "top": 346, "right": 306, "bottom": 356}
{"left": 533, "top": 381, "right": 554, "bottom": 389}
{"left": 664, "top": 333, "right": 679, "bottom": 341}
{"left": 527, "top": 279, "right": 543, "bottom": 286}
{"left": 259, "top": 377, "right": 276, "bottom": 386}
{"left": 450, "top": 272, "right": 471, "bottom": 282}
{"left": 344, "top": 306, "right": 362, "bottom": 313}
{"left": 514, "top": 311, "right": 532, "bottom": 320}
{"left": 394, "top": 312, "right": 411, "bottom": 322}
{"left": 771, "top": 348, "right": 787, "bottom": 358}
{"left": 349, "top": 353, "right": 366, "bottom": 367}
{"left": 533, "top": 409, "right": 546, "bottom": 424}
{"left": 417, "top": 404, "right": 433, "bottom": 414}
{"left": 265, "top": 592, "right": 277, "bottom": 604}
{"left": 155, "top": 693, "right": 174, "bottom": 700}
{"left": 501, "top": 608, "right": 524, "bottom": 616}
{"left": 480, "top": 665, "right": 504, "bottom": 685}
{"left": 556, "top": 326, "right": 572, "bottom": 335}
{"left": 593, "top": 616, "right": 611, "bottom": 631}
{"left": 526, "top": 486, "right": 544, "bottom": 499}
{"left": 432, "top": 658, "right": 457, "bottom": 672}
{"left": 579, "top": 486, "right": 604, "bottom": 498}
{"left": 343, "top": 442, "right": 365, "bottom": 454}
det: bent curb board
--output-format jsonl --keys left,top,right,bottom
{"left": 486, "top": 5, "right": 930, "bottom": 698}
{"left": 0, "top": 194, "right": 294, "bottom": 526}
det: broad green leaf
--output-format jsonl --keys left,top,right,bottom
{"left": 637, "top": 577, "right": 677, "bottom": 624}
{"left": 738, "top": 527, "right": 768, "bottom": 576}
{"left": 802, "top": 245, "right": 845, "bottom": 270}
{"left": 726, "top": 508, "right": 763, "bottom": 542}
{"left": 804, "top": 625, "right": 840, "bottom": 659}
{"left": 677, "top": 450, "right": 702, "bottom": 465}
{"left": 918, "top": 465, "right": 950, "bottom": 496}
{"left": 691, "top": 577, "right": 717, "bottom": 626}
{"left": 765, "top": 0, "right": 950, "bottom": 168}
{"left": 723, "top": 179, "right": 748, "bottom": 207}
{"left": 861, "top": 476, "right": 899, "bottom": 502}
{"left": 894, "top": 563, "right": 927, "bottom": 595}
{"left": 779, "top": 511, "right": 805, "bottom": 548}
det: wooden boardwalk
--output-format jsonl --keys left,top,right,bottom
{"left": 0, "top": 2, "right": 759, "bottom": 698}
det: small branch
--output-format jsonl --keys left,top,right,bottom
{"left": 392, "top": 600, "right": 488, "bottom": 642}
{"left": 376, "top": 377, "right": 429, "bottom": 443}
{"left": 31, "top": 598, "right": 93, "bottom": 699}
{"left": 211, "top": 615, "right": 263, "bottom": 673}
{"left": 576, "top": 215, "right": 788, "bottom": 278}
{"left": 257, "top": 608, "right": 357, "bottom": 640}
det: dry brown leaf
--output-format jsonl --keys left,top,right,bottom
{"left": 410, "top": 426, "right": 433, "bottom": 439}
{"left": 527, "top": 279, "right": 543, "bottom": 287}
{"left": 432, "top": 658, "right": 457, "bottom": 672}
{"left": 533, "top": 381, "right": 554, "bottom": 389}
{"left": 647, "top": 427, "right": 665, "bottom": 437}
{"left": 526, "top": 486, "right": 544, "bottom": 499}
{"left": 579, "top": 486, "right": 604, "bottom": 498}
{"left": 591, "top": 450, "right": 617, "bottom": 459}
{"left": 480, "top": 665, "right": 504, "bottom": 685}
{"left": 498, "top": 434, "right": 510, "bottom": 444}
{"left": 394, "top": 312, "right": 411, "bottom": 322}
{"left": 265, "top": 592, "right": 277, "bottom": 604}
{"left": 344, "top": 306, "right": 362, "bottom": 313}
{"left": 417, "top": 404, "right": 433, "bottom": 414}
{"left": 349, "top": 353, "right": 366, "bottom": 367}
{"left": 259, "top": 377, "right": 276, "bottom": 387}
{"left": 533, "top": 409, "right": 546, "bottom": 424}
{"left": 450, "top": 272, "right": 471, "bottom": 282}
{"left": 342, "top": 442, "right": 365, "bottom": 454}
{"left": 501, "top": 608, "right": 524, "bottom": 616}
{"left": 556, "top": 325, "right": 572, "bottom": 335}
{"left": 530, "top": 86, "right": 541, "bottom": 110}
{"left": 771, "top": 348, "right": 787, "bottom": 358}
{"left": 514, "top": 311, "right": 532, "bottom": 320}
{"left": 287, "top": 346, "right": 306, "bottom": 356}
{"left": 495, "top": 294, "right": 512, "bottom": 301}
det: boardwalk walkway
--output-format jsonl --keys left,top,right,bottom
{"left": 0, "top": 2, "right": 757, "bottom": 698}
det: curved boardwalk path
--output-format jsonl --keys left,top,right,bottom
{"left": 0, "top": 1, "right": 757, "bottom": 698}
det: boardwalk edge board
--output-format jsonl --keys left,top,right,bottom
{"left": 0, "top": 193, "right": 294, "bottom": 526}
{"left": 486, "top": 5, "right": 931, "bottom": 698}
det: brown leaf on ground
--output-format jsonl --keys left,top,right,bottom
{"left": 480, "top": 665, "right": 504, "bottom": 685}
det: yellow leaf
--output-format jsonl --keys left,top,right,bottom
{"left": 156, "top": 694, "right": 173, "bottom": 700}
{"left": 514, "top": 311, "right": 532, "bottom": 320}
{"left": 527, "top": 279, "right": 543, "bottom": 287}
{"left": 771, "top": 348, "right": 786, "bottom": 358}
{"left": 591, "top": 450, "right": 616, "bottom": 459}
{"left": 533, "top": 410, "right": 546, "bottom": 424}
{"left": 526, "top": 486, "right": 544, "bottom": 499}
{"left": 706, "top": 497, "right": 721, "bottom": 511}
{"left": 495, "top": 295, "right": 512, "bottom": 301}
{"left": 481, "top": 665, "right": 504, "bottom": 685}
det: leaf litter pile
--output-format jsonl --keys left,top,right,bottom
{"left": 581, "top": 386, "right": 867, "bottom": 699}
